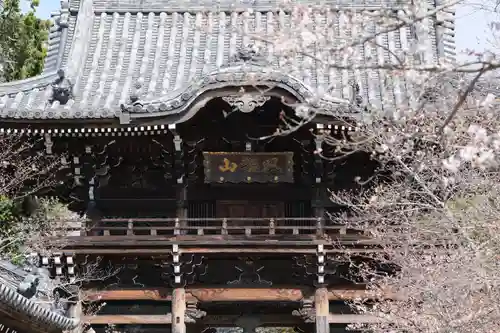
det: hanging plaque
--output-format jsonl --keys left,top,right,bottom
{"left": 203, "top": 152, "right": 294, "bottom": 183}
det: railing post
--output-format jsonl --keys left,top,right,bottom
{"left": 269, "top": 218, "right": 275, "bottom": 235}
{"left": 316, "top": 217, "right": 323, "bottom": 236}
{"left": 127, "top": 219, "right": 133, "bottom": 236}
{"left": 103, "top": 218, "right": 110, "bottom": 236}
{"left": 339, "top": 226, "right": 346, "bottom": 235}
{"left": 174, "top": 218, "right": 181, "bottom": 236}
{"left": 222, "top": 218, "right": 228, "bottom": 235}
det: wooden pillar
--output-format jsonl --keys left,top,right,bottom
{"left": 172, "top": 288, "right": 186, "bottom": 333}
{"left": 315, "top": 287, "right": 330, "bottom": 333}
{"left": 172, "top": 125, "right": 188, "bottom": 234}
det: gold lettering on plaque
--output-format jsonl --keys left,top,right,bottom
{"left": 219, "top": 158, "right": 238, "bottom": 172}
{"left": 262, "top": 157, "right": 282, "bottom": 173}
{"left": 240, "top": 157, "right": 260, "bottom": 172}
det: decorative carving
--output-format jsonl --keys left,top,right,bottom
{"left": 50, "top": 69, "right": 73, "bottom": 105}
{"left": 188, "top": 288, "right": 304, "bottom": 302}
{"left": 17, "top": 274, "right": 40, "bottom": 299}
{"left": 222, "top": 94, "right": 270, "bottom": 113}
{"left": 118, "top": 68, "right": 351, "bottom": 117}
{"left": 227, "top": 257, "right": 272, "bottom": 286}
{"left": 226, "top": 43, "right": 268, "bottom": 66}
{"left": 236, "top": 44, "right": 259, "bottom": 62}
{"left": 186, "top": 139, "right": 205, "bottom": 183}
{"left": 292, "top": 298, "right": 315, "bottom": 323}
{"left": 275, "top": 288, "right": 304, "bottom": 300}
{"left": 121, "top": 82, "right": 148, "bottom": 113}
{"left": 111, "top": 258, "right": 145, "bottom": 288}
{"left": 151, "top": 138, "right": 174, "bottom": 182}
{"left": 293, "top": 251, "right": 352, "bottom": 286}
{"left": 189, "top": 288, "right": 227, "bottom": 302}
{"left": 185, "top": 301, "right": 207, "bottom": 322}
{"left": 55, "top": 0, "right": 69, "bottom": 28}
{"left": 160, "top": 253, "right": 207, "bottom": 287}
{"left": 185, "top": 308, "right": 206, "bottom": 321}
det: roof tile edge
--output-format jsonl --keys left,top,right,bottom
{"left": 0, "top": 282, "right": 79, "bottom": 331}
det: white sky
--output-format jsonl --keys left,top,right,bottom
{"left": 27, "top": 0, "right": 500, "bottom": 61}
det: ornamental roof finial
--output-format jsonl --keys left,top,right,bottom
{"left": 50, "top": 69, "right": 73, "bottom": 105}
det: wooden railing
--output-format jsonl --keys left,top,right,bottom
{"left": 72, "top": 217, "right": 363, "bottom": 237}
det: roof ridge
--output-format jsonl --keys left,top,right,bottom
{"left": 64, "top": 0, "right": 94, "bottom": 86}
{"left": 0, "top": 72, "right": 57, "bottom": 96}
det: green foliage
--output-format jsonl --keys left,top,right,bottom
{"left": 0, "top": 196, "right": 79, "bottom": 263}
{"left": 0, "top": 195, "right": 17, "bottom": 224}
{"left": 0, "top": 0, "right": 50, "bottom": 81}
{"left": 0, "top": 195, "right": 23, "bottom": 262}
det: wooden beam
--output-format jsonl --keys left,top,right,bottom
{"left": 83, "top": 287, "right": 395, "bottom": 303}
{"left": 82, "top": 314, "right": 383, "bottom": 325}
{"left": 328, "top": 289, "right": 398, "bottom": 300}
{"left": 84, "top": 288, "right": 174, "bottom": 301}
{"left": 83, "top": 315, "right": 171, "bottom": 324}
{"left": 188, "top": 288, "right": 305, "bottom": 302}
{"left": 64, "top": 247, "right": 384, "bottom": 255}
{"left": 328, "top": 314, "right": 383, "bottom": 324}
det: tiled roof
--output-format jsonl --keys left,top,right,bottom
{"left": 0, "top": 260, "right": 79, "bottom": 332}
{"left": 0, "top": 0, "right": 454, "bottom": 122}
{"left": 71, "top": 0, "right": 417, "bottom": 12}
{"left": 0, "top": 281, "right": 79, "bottom": 331}
{"left": 44, "top": 0, "right": 74, "bottom": 73}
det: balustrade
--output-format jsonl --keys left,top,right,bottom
{"left": 60, "top": 217, "right": 365, "bottom": 237}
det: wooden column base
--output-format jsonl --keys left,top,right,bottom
{"left": 315, "top": 288, "right": 330, "bottom": 333}
{"left": 316, "top": 316, "right": 329, "bottom": 333}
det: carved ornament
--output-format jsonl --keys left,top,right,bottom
{"left": 117, "top": 68, "right": 349, "bottom": 117}
{"left": 185, "top": 301, "right": 207, "bottom": 322}
{"left": 222, "top": 94, "right": 270, "bottom": 113}
{"left": 275, "top": 288, "right": 304, "bottom": 301}
{"left": 188, "top": 288, "right": 227, "bottom": 302}
{"left": 227, "top": 43, "right": 267, "bottom": 66}
{"left": 236, "top": 44, "right": 259, "bottom": 62}
{"left": 227, "top": 257, "right": 272, "bottom": 286}
{"left": 292, "top": 298, "right": 315, "bottom": 323}
{"left": 50, "top": 69, "right": 73, "bottom": 105}
{"left": 160, "top": 254, "right": 207, "bottom": 287}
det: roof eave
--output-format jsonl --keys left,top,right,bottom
{"left": 0, "top": 282, "right": 79, "bottom": 331}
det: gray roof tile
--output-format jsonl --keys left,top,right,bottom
{"left": 0, "top": 0, "right": 454, "bottom": 121}
{"left": 90, "top": 0, "right": 414, "bottom": 13}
